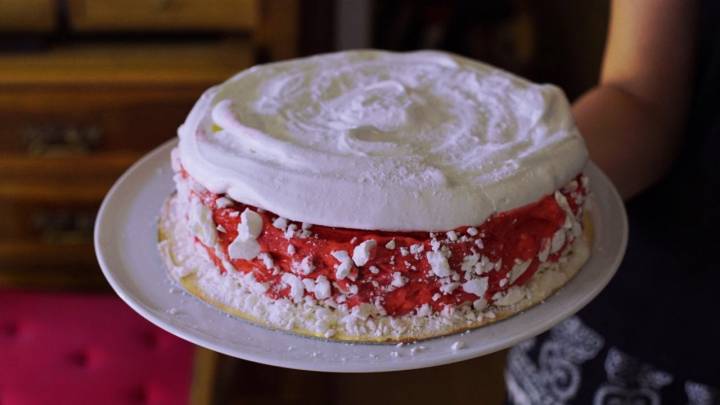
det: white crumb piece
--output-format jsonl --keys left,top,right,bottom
{"left": 499, "top": 278, "right": 508, "bottom": 287}
{"left": 461, "top": 253, "right": 479, "bottom": 273}
{"left": 474, "top": 239, "right": 484, "bottom": 249}
{"left": 410, "top": 345, "right": 427, "bottom": 356}
{"left": 239, "top": 208, "right": 263, "bottom": 240}
{"left": 281, "top": 273, "right": 304, "bottom": 303}
{"left": 324, "top": 329, "right": 335, "bottom": 338}
{"left": 555, "top": 191, "right": 571, "bottom": 212}
{"left": 348, "top": 284, "right": 359, "bottom": 295}
{"left": 538, "top": 239, "right": 551, "bottom": 262}
{"left": 350, "top": 303, "right": 375, "bottom": 320}
{"left": 446, "top": 230, "right": 458, "bottom": 242}
{"left": 228, "top": 234, "right": 261, "bottom": 260}
{"left": 258, "top": 252, "right": 274, "bottom": 269}
{"left": 221, "top": 258, "right": 235, "bottom": 272}
{"left": 572, "top": 220, "right": 582, "bottom": 238}
{"left": 385, "top": 239, "right": 396, "bottom": 249}
{"left": 390, "top": 351, "right": 400, "bottom": 358}
{"left": 391, "top": 272, "right": 407, "bottom": 288}
{"left": 473, "top": 299, "right": 487, "bottom": 311}
{"left": 474, "top": 255, "right": 493, "bottom": 275}
{"left": 188, "top": 197, "right": 216, "bottom": 246}
{"left": 466, "top": 227, "right": 479, "bottom": 236}
{"left": 350, "top": 237, "right": 357, "bottom": 244}
{"left": 272, "top": 216, "right": 288, "bottom": 230}
{"left": 509, "top": 259, "right": 531, "bottom": 283}
{"left": 228, "top": 211, "right": 239, "bottom": 218}
{"left": 395, "top": 342, "right": 404, "bottom": 348}
{"left": 451, "top": 341, "right": 466, "bottom": 351}
{"left": 440, "top": 281, "right": 460, "bottom": 294}
{"left": 284, "top": 223, "right": 298, "bottom": 239}
{"left": 167, "top": 308, "right": 179, "bottom": 315}
{"left": 301, "top": 222, "right": 312, "bottom": 230}
{"left": 331, "top": 250, "right": 353, "bottom": 279}
{"left": 415, "top": 303, "right": 431, "bottom": 316}
{"left": 369, "top": 265, "right": 380, "bottom": 274}
{"left": 287, "top": 244, "right": 296, "bottom": 255}
{"left": 299, "top": 256, "right": 315, "bottom": 275}
{"left": 432, "top": 293, "right": 441, "bottom": 301}
{"left": 551, "top": 229, "right": 566, "bottom": 253}
{"left": 216, "top": 224, "right": 226, "bottom": 233}
{"left": 409, "top": 243, "right": 424, "bottom": 254}
{"left": 426, "top": 251, "right": 451, "bottom": 277}
{"left": 462, "top": 278, "right": 488, "bottom": 297}
{"left": 494, "top": 287, "right": 526, "bottom": 306}
{"left": 287, "top": 346, "right": 294, "bottom": 351}
{"left": 430, "top": 238, "right": 441, "bottom": 252}
{"left": 302, "top": 278, "right": 315, "bottom": 292}
{"left": 314, "top": 276, "right": 331, "bottom": 299}
{"left": 400, "top": 247, "right": 409, "bottom": 256}
{"left": 352, "top": 239, "right": 377, "bottom": 267}
{"left": 215, "top": 197, "right": 233, "bottom": 208}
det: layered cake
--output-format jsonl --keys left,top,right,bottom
{"left": 158, "top": 50, "right": 591, "bottom": 342}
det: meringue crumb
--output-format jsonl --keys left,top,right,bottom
{"left": 451, "top": 341, "right": 465, "bottom": 351}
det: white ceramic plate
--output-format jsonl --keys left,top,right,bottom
{"left": 95, "top": 139, "right": 627, "bottom": 373}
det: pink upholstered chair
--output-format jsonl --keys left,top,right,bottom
{"left": 0, "top": 291, "right": 215, "bottom": 405}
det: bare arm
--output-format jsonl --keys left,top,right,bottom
{"left": 572, "top": 0, "right": 696, "bottom": 199}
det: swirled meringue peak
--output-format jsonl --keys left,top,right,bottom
{"left": 178, "top": 50, "right": 587, "bottom": 231}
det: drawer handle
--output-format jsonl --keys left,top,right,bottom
{"left": 23, "top": 125, "right": 103, "bottom": 156}
{"left": 31, "top": 210, "right": 96, "bottom": 243}
{"left": 156, "top": 0, "right": 174, "bottom": 10}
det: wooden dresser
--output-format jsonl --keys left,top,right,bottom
{"left": 0, "top": 0, "right": 298, "bottom": 289}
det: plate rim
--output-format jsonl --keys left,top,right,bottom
{"left": 94, "top": 138, "right": 628, "bottom": 373}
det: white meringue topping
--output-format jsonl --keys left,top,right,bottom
{"left": 178, "top": 50, "right": 587, "bottom": 230}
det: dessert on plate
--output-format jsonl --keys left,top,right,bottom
{"left": 158, "top": 50, "right": 591, "bottom": 342}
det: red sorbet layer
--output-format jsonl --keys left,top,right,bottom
{"left": 181, "top": 170, "right": 587, "bottom": 316}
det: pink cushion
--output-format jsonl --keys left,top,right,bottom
{"left": 0, "top": 291, "right": 195, "bottom": 405}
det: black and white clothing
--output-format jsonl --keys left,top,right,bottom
{"left": 506, "top": 1, "right": 720, "bottom": 403}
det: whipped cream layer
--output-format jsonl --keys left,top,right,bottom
{"left": 178, "top": 50, "right": 587, "bottom": 231}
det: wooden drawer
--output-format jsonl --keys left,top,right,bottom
{"left": 0, "top": 241, "right": 106, "bottom": 290}
{"left": 68, "top": 0, "right": 259, "bottom": 31}
{"left": 0, "top": 153, "right": 143, "bottom": 289}
{"left": 0, "top": 41, "right": 253, "bottom": 154}
{"left": 0, "top": 40, "right": 254, "bottom": 87}
{"left": 0, "top": 87, "right": 198, "bottom": 155}
{"left": 0, "top": 153, "right": 137, "bottom": 202}
{"left": 0, "top": 0, "right": 56, "bottom": 32}
{"left": 0, "top": 200, "right": 96, "bottom": 242}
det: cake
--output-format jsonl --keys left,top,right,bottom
{"left": 158, "top": 50, "right": 591, "bottom": 342}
